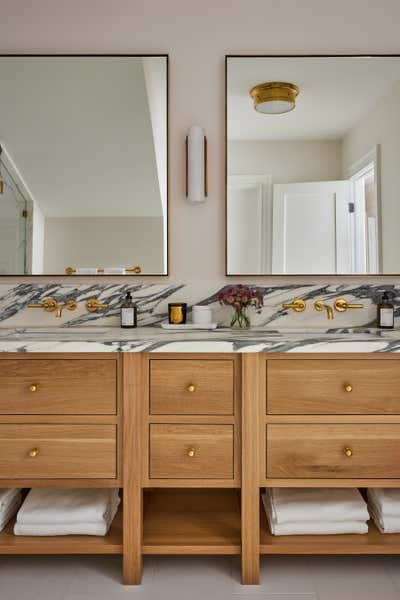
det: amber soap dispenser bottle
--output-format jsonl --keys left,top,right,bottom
{"left": 377, "top": 292, "right": 394, "bottom": 329}
{"left": 120, "top": 291, "right": 137, "bottom": 328}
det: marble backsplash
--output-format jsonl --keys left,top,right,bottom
{"left": 0, "top": 282, "right": 398, "bottom": 330}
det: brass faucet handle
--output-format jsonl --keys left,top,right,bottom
{"left": 334, "top": 298, "right": 364, "bottom": 312}
{"left": 27, "top": 298, "right": 58, "bottom": 312}
{"left": 86, "top": 298, "right": 109, "bottom": 313}
{"left": 282, "top": 299, "right": 306, "bottom": 313}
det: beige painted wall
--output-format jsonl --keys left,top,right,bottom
{"left": 228, "top": 140, "right": 342, "bottom": 183}
{"left": 342, "top": 81, "right": 400, "bottom": 273}
{"left": 42, "top": 217, "right": 164, "bottom": 274}
{"left": 1, "top": 0, "right": 400, "bottom": 284}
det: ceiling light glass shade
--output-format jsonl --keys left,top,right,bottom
{"left": 250, "top": 82, "right": 299, "bottom": 114}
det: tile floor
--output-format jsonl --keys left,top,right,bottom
{"left": 0, "top": 554, "right": 399, "bottom": 599}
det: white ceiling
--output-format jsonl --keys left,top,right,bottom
{"left": 227, "top": 56, "right": 400, "bottom": 141}
{"left": 0, "top": 56, "right": 167, "bottom": 217}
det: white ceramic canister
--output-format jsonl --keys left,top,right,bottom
{"left": 192, "top": 305, "right": 213, "bottom": 325}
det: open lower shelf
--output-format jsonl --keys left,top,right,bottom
{"left": 142, "top": 488, "right": 241, "bottom": 555}
{"left": 0, "top": 507, "right": 122, "bottom": 555}
{"left": 260, "top": 507, "right": 400, "bottom": 554}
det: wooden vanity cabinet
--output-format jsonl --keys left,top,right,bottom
{"left": 241, "top": 353, "right": 400, "bottom": 586}
{"left": 2, "top": 351, "right": 400, "bottom": 587}
{"left": 0, "top": 353, "right": 123, "bottom": 559}
{"left": 123, "top": 353, "right": 241, "bottom": 584}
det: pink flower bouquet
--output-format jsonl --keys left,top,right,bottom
{"left": 218, "top": 285, "right": 264, "bottom": 328}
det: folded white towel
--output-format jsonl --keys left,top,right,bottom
{"left": 262, "top": 494, "right": 368, "bottom": 536}
{"left": 266, "top": 488, "right": 369, "bottom": 524}
{"left": 367, "top": 489, "right": 400, "bottom": 518}
{"left": 0, "top": 494, "right": 22, "bottom": 532}
{"left": 369, "top": 505, "right": 400, "bottom": 533}
{"left": 14, "top": 522, "right": 111, "bottom": 536}
{"left": 0, "top": 489, "right": 22, "bottom": 511}
{"left": 16, "top": 488, "right": 120, "bottom": 525}
{"left": 14, "top": 500, "right": 118, "bottom": 537}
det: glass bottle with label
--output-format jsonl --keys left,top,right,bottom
{"left": 377, "top": 292, "right": 394, "bottom": 329}
{"left": 120, "top": 292, "right": 137, "bottom": 328}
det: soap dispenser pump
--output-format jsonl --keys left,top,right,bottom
{"left": 377, "top": 292, "right": 394, "bottom": 329}
{"left": 120, "top": 292, "right": 137, "bottom": 329}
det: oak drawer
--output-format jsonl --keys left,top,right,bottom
{"left": 0, "top": 424, "right": 117, "bottom": 479}
{"left": 149, "top": 424, "right": 234, "bottom": 479}
{"left": 266, "top": 424, "right": 400, "bottom": 479}
{"left": 0, "top": 359, "right": 117, "bottom": 414}
{"left": 149, "top": 359, "right": 234, "bottom": 415}
{"left": 267, "top": 360, "right": 400, "bottom": 414}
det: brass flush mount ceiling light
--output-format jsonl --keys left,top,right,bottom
{"left": 250, "top": 82, "right": 299, "bottom": 114}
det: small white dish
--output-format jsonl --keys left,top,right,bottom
{"left": 160, "top": 322, "right": 218, "bottom": 330}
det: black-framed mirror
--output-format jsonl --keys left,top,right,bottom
{"left": 0, "top": 54, "right": 169, "bottom": 276}
{"left": 226, "top": 55, "right": 400, "bottom": 276}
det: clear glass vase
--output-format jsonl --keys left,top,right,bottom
{"left": 230, "top": 307, "right": 250, "bottom": 329}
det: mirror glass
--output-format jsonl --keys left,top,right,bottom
{"left": 0, "top": 55, "right": 168, "bottom": 275}
{"left": 226, "top": 56, "right": 400, "bottom": 275}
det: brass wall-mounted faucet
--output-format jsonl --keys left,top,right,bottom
{"left": 28, "top": 297, "right": 78, "bottom": 318}
{"left": 55, "top": 300, "right": 78, "bottom": 318}
{"left": 314, "top": 300, "right": 334, "bottom": 320}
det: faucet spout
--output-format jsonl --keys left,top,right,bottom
{"left": 56, "top": 299, "right": 78, "bottom": 319}
{"left": 314, "top": 300, "right": 334, "bottom": 320}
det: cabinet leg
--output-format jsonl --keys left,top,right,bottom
{"left": 123, "top": 486, "right": 142, "bottom": 584}
{"left": 241, "top": 354, "right": 260, "bottom": 585}
{"left": 241, "top": 487, "right": 260, "bottom": 584}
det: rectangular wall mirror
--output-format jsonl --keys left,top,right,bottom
{"left": 226, "top": 55, "right": 400, "bottom": 275}
{"left": 0, "top": 54, "right": 168, "bottom": 275}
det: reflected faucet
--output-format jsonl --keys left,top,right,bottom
{"left": 314, "top": 300, "right": 334, "bottom": 320}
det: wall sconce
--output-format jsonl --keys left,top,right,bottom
{"left": 185, "top": 126, "right": 208, "bottom": 204}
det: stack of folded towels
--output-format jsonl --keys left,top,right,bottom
{"left": 262, "top": 488, "right": 369, "bottom": 535}
{"left": 0, "top": 489, "right": 22, "bottom": 532}
{"left": 367, "top": 488, "right": 400, "bottom": 533}
{"left": 14, "top": 488, "right": 120, "bottom": 536}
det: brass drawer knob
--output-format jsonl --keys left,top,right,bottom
{"left": 29, "top": 384, "right": 38, "bottom": 393}
{"left": 187, "top": 447, "right": 196, "bottom": 458}
{"left": 344, "top": 447, "right": 353, "bottom": 457}
{"left": 187, "top": 384, "right": 196, "bottom": 393}
{"left": 344, "top": 384, "right": 353, "bottom": 393}
{"left": 29, "top": 448, "right": 39, "bottom": 458}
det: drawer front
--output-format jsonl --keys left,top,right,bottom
{"left": 267, "top": 360, "right": 400, "bottom": 414}
{"left": 0, "top": 360, "right": 117, "bottom": 414}
{"left": 267, "top": 424, "right": 400, "bottom": 479}
{"left": 0, "top": 424, "right": 117, "bottom": 479}
{"left": 150, "top": 359, "right": 234, "bottom": 415}
{"left": 149, "top": 424, "right": 234, "bottom": 479}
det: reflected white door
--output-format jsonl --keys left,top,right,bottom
{"left": 227, "top": 175, "right": 271, "bottom": 274}
{"left": 272, "top": 181, "right": 351, "bottom": 274}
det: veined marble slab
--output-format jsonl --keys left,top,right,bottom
{"left": 0, "top": 281, "right": 399, "bottom": 331}
{"left": 0, "top": 327, "right": 399, "bottom": 353}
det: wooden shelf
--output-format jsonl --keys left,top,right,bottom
{"left": 0, "top": 507, "right": 122, "bottom": 555}
{"left": 260, "top": 508, "right": 400, "bottom": 554}
{"left": 142, "top": 489, "right": 241, "bottom": 555}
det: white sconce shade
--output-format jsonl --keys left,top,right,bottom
{"left": 186, "top": 126, "right": 208, "bottom": 204}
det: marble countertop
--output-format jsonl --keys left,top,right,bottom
{"left": 0, "top": 326, "right": 400, "bottom": 353}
